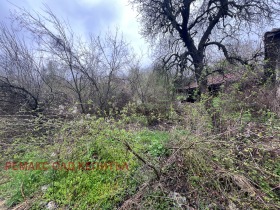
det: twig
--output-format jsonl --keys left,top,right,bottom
{"left": 123, "top": 140, "right": 161, "bottom": 180}
{"left": 20, "top": 182, "right": 25, "bottom": 200}
{"left": 168, "top": 143, "right": 195, "bottom": 150}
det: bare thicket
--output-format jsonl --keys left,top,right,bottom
{"left": 0, "top": 6, "right": 139, "bottom": 115}
{"left": 0, "top": 23, "right": 45, "bottom": 114}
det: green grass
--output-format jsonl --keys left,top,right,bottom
{"left": 0, "top": 97, "right": 279, "bottom": 209}
{"left": 0, "top": 116, "right": 171, "bottom": 209}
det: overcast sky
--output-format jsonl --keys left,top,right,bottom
{"left": 0, "top": 0, "right": 151, "bottom": 63}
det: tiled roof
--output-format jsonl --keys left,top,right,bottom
{"left": 183, "top": 73, "right": 241, "bottom": 89}
{"left": 265, "top": 28, "right": 280, "bottom": 38}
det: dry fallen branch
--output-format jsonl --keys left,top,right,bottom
{"left": 118, "top": 181, "right": 150, "bottom": 210}
{"left": 122, "top": 140, "right": 161, "bottom": 180}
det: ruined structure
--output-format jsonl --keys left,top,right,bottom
{"left": 177, "top": 73, "right": 241, "bottom": 102}
{"left": 177, "top": 29, "right": 280, "bottom": 102}
{"left": 264, "top": 28, "right": 280, "bottom": 83}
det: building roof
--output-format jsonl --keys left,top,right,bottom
{"left": 182, "top": 73, "right": 241, "bottom": 90}
{"left": 265, "top": 28, "right": 280, "bottom": 38}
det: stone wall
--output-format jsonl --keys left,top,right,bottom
{"left": 264, "top": 28, "right": 280, "bottom": 83}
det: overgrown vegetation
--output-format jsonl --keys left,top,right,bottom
{"left": 0, "top": 1, "right": 280, "bottom": 210}
{"left": 0, "top": 86, "right": 279, "bottom": 209}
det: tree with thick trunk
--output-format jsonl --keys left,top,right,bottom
{"left": 130, "top": 0, "right": 280, "bottom": 93}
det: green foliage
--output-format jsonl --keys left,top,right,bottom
{"left": 1, "top": 79, "right": 279, "bottom": 209}
{"left": 118, "top": 101, "right": 179, "bottom": 126}
{"left": 137, "top": 130, "right": 169, "bottom": 157}
{"left": 181, "top": 97, "right": 213, "bottom": 133}
{"left": 0, "top": 115, "right": 172, "bottom": 209}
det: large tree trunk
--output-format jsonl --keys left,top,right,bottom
{"left": 198, "top": 77, "right": 208, "bottom": 94}
{"left": 194, "top": 62, "right": 208, "bottom": 95}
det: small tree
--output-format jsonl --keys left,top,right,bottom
{"left": 128, "top": 62, "right": 174, "bottom": 104}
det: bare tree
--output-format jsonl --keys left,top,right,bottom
{"left": 130, "top": 0, "right": 280, "bottom": 93}
{"left": 0, "top": 23, "right": 44, "bottom": 113}
{"left": 12, "top": 6, "right": 87, "bottom": 113}
{"left": 80, "top": 30, "right": 131, "bottom": 114}
{"left": 128, "top": 66, "right": 154, "bottom": 104}
{"left": 12, "top": 6, "right": 132, "bottom": 114}
{"left": 128, "top": 62, "right": 174, "bottom": 105}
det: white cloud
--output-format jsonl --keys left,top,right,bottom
{"left": 118, "top": 0, "right": 151, "bottom": 64}
{"left": 78, "top": 0, "right": 103, "bottom": 7}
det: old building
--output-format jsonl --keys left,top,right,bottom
{"left": 177, "top": 73, "right": 241, "bottom": 102}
